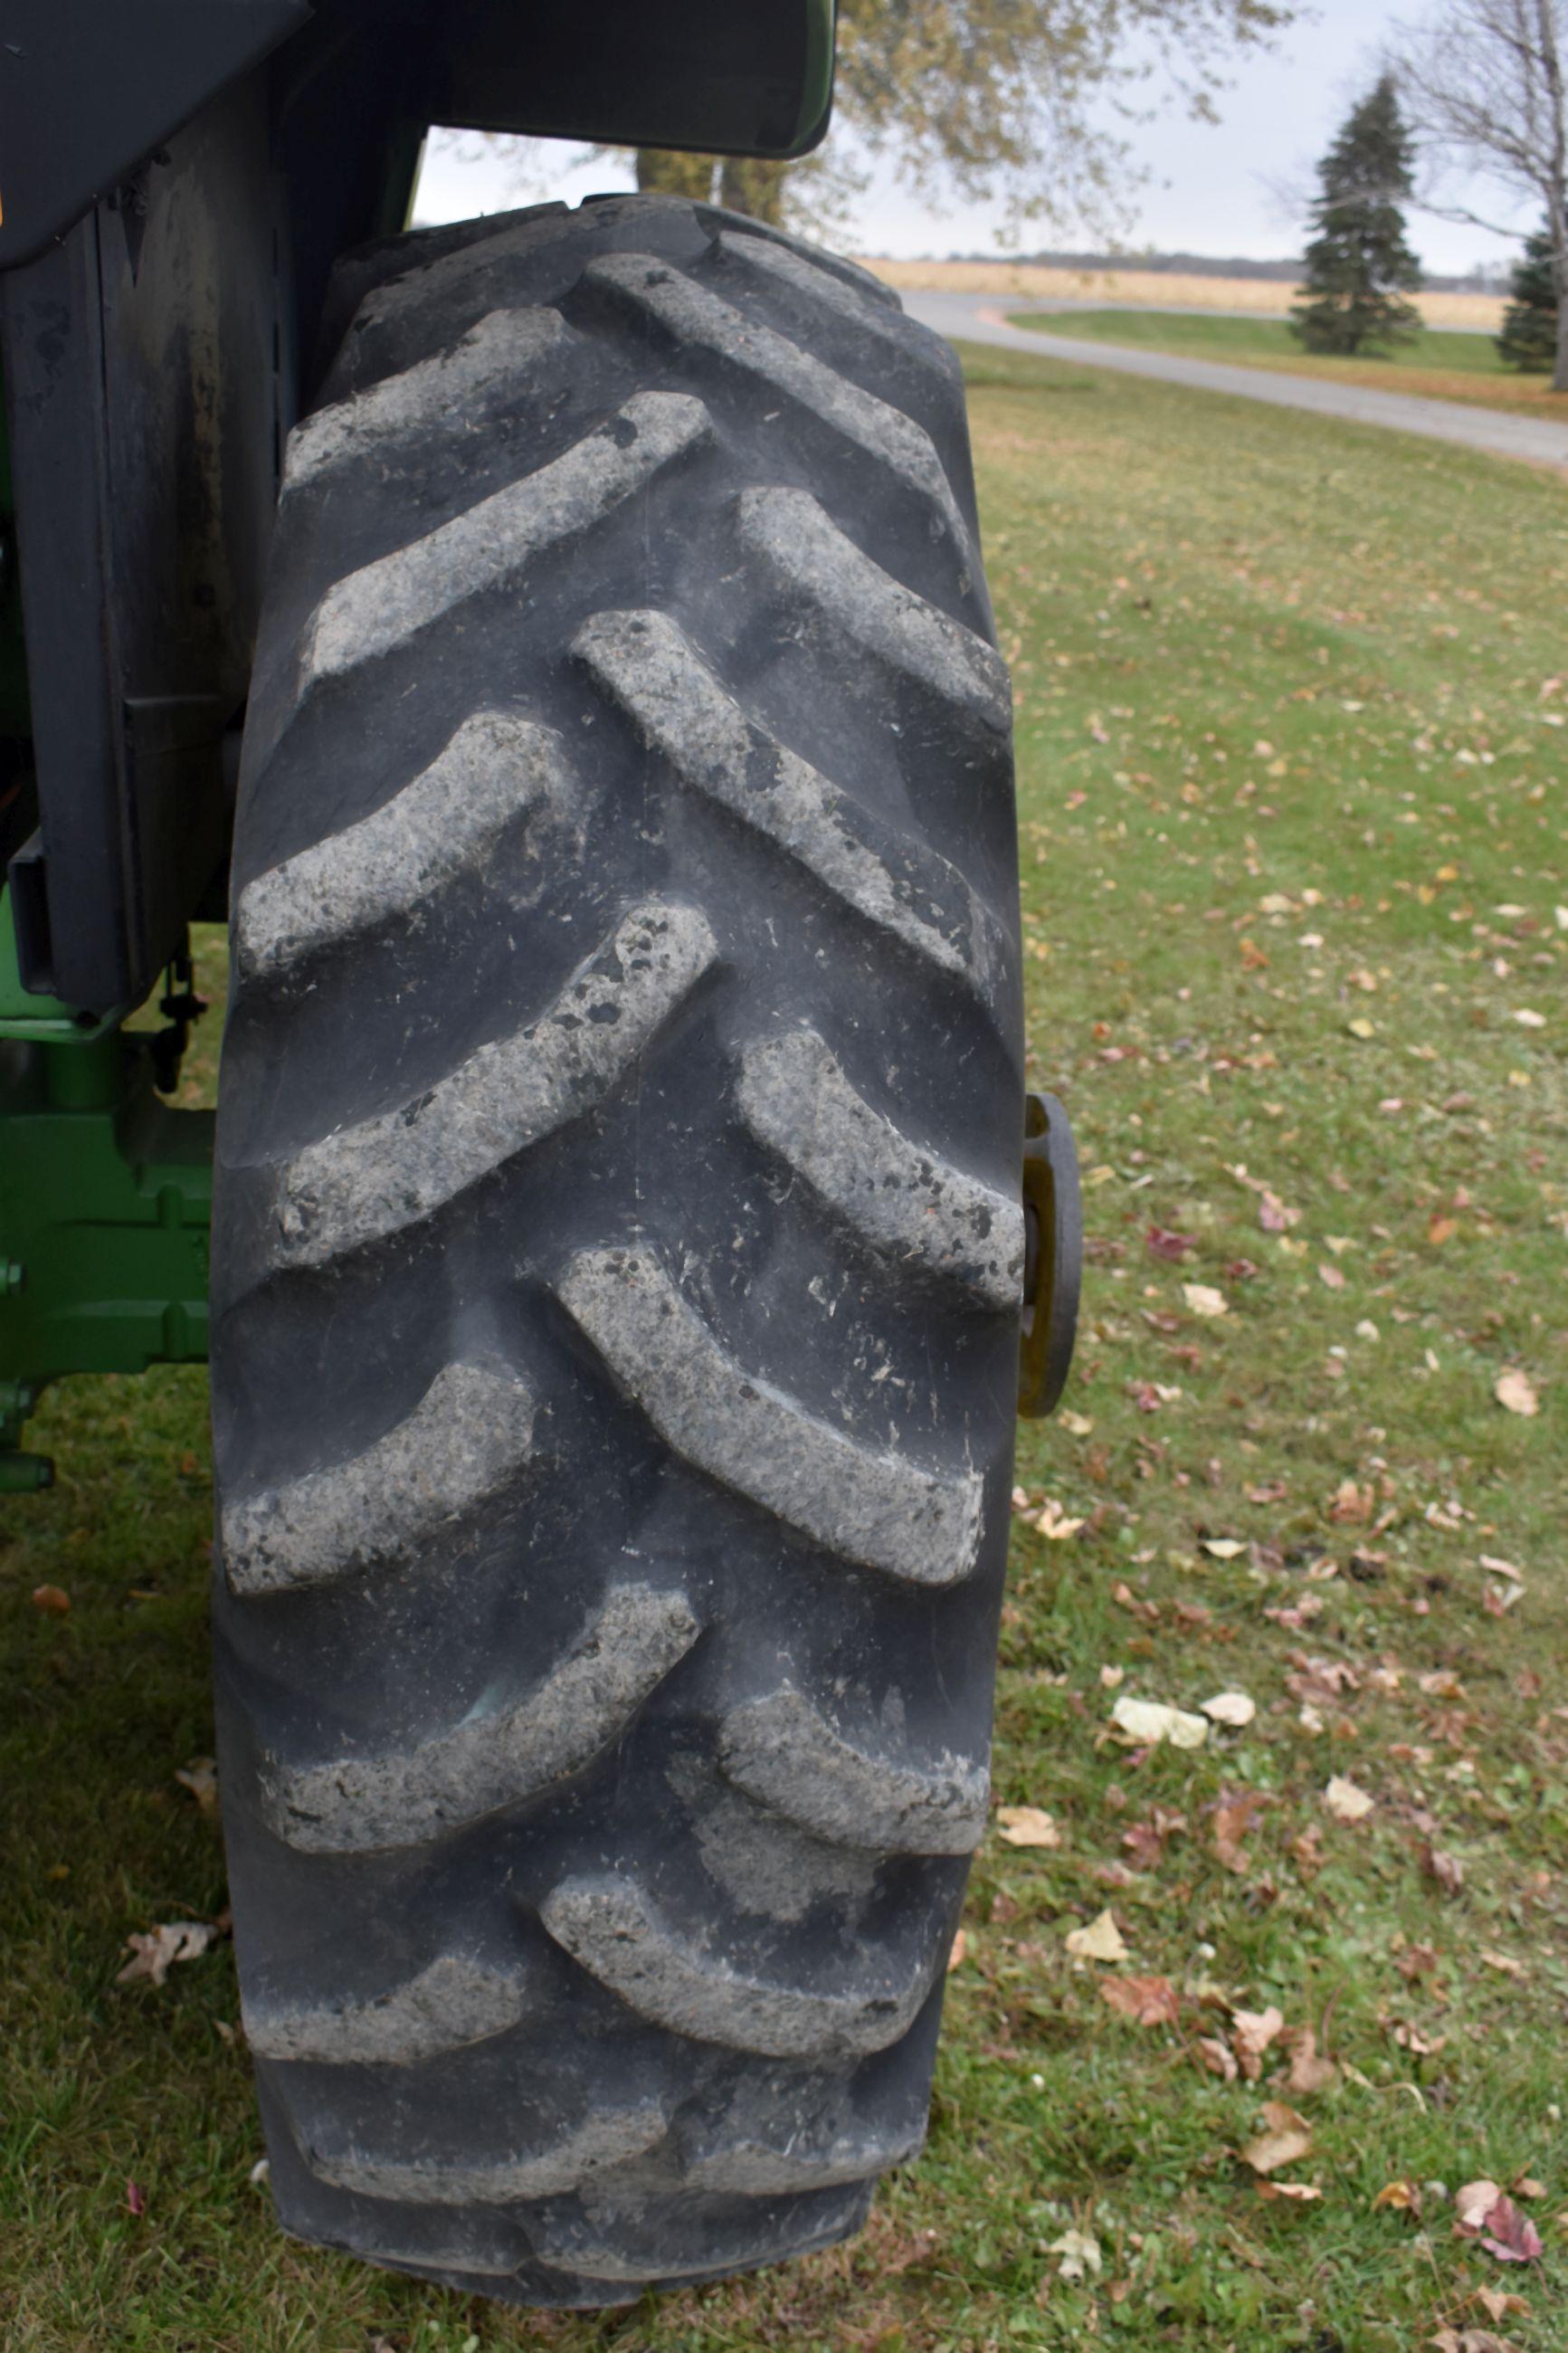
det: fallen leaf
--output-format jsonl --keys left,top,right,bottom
{"left": 1231, "top": 2005, "right": 1285, "bottom": 2078}
{"left": 1212, "top": 1789, "right": 1267, "bottom": 1872}
{"left": 1110, "top": 1695, "right": 1208, "bottom": 1750}
{"left": 1240, "top": 2101, "right": 1313, "bottom": 2176}
{"left": 1373, "top": 2179, "right": 1422, "bottom": 2215}
{"left": 1196, "top": 2034, "right": 1239, "bottom": 2081}
{"left": 1327, "top": 1479, "right": 1373, "bottom": 1523}
{"left": 1510, "top": 1008, "right": 1545, "bottom": 1028}
{"left": 1033, "top": 1497, "right": 1086, "bottom": 1539}
{"left": 1456, "top": 2180, "right": 1506, "bottom": 2231}
{"left": 125, "top": 2178, "right": 147, "bottom": 2218}
{"left": 1475, "top": 2195, "right": 1544, "bottom": 2264}
{"left": 1060, "top": 1409, "right": 1094, "bottom": 1436}
{"left": 1347, "top": 1016, "right": 1376, "bottom": 1039}
{"left": 117, "top": 1920, "right": 222, "bottom": 1987}
{"left": 1183, "top": 1282, "right": 1228, "bottom": 1319}
{"left": 175, "top": 1758, "right": 219, "bottom": 1817}
{"left": 1324, "top": 1775, "right": 1374, "bottom": 1824}
{"left": 1427, "top": 1213, "right": 1458, "bottom": 1245}
{"left": 1317, "top": 1262, "right": 1345, "bottom": 1291}
{"left": 1201, "top": 1691, "right": 1256, "bottom": 1728}
{"left": 1255, "top": 2179, "right": 1323, "bottom": 2202}
{"left": 1146, "top": 1224, "right": 1194, "bottom": 1261}
{"left": 1493, "top": 1370, "right": 1538, "bottom": 1417}
{"left": 946, "top": 1929, "right": 967, "bottom": 1973}
{"left": 31, "top": 1585, "right": 71, "bottom": 1617}
{"left": 996, "top": 1806, "right": 1060, "bottom": 1850}
{"left": 1101, "top": 1974, "right": 1179, "bottom": 2025}
{"left": 1045, "top": 2228, "right": 1102, "bottom": 2282}
{"left": 1259, "top": 1188, "right": 1298, "bottom": 1233}
{"left": 1201, "top": 1538, "right": 1246, "bottom": 1559}
{"left": 1122, "top": 1805, "right": 1186, "bottom": 1869}
{"left": 1064, "top": 1909, "right": 1128, "bottom": 1963}
{"left": 1480, "top": 1949, "right": 1525, "bottom": 1980}
{"left": 1284, "top": 2024, "right": 1338, "bottom": 2095}
{"left": 1509, "top": 2176, "right": 1545, "bottom": 2201}
{"left": 1421, "top": 1843, "right": 1464, "bottom": 1896}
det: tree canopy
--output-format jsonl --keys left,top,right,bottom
{"left": 638, "top": 0, "right": 1294, "bottom": 233}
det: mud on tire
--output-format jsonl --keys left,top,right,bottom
{"left": 211, "top": 192, "right": 1023, "bottom": 2305}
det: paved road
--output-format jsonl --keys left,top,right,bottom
{"left": 904, "top": 291, "right": 1568, "bottom": 473}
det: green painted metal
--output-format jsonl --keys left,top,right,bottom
{"left": 0, "top": 891, "right": 212, "bottom": 1490}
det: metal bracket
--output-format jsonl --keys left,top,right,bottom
{"left": 1018, "top": 1091, "right": 1082, "bottom": 1419}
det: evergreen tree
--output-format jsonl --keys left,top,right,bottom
{"left": 1496, "top": 222, "right": 1560, "bottom": 372}
{"left": 1289, "top": 76, "right": 1422, "bottom": 355}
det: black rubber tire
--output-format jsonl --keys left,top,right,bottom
{"left": 211, "top": 193, "right": 1022, "bottom": 2307}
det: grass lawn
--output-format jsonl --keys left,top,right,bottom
{"left": 1004, "top": 306, "right": 1568, "bottom": 424}
{"left": 4, "top": 345, "right": 1566, "bottom": 2351}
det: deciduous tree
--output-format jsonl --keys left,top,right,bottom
{"left": 1394, "top": 0, "right": 1568, "bottom": 388}
{"left": 636, "top": 0, "right": 1294, "bottom": 235}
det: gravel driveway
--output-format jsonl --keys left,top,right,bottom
{"left": 903, "top": 291, "right": 1568, "bottom": 474}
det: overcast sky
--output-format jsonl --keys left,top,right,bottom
{"left": 414, "top": 0, "right": 1537, "bottom": 278}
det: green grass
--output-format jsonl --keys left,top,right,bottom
{"left": 4, "top": 346, "right": 1566, "bottom": 2351}
{"left": 1004, "top": 305, "right": 1568, "bottom": 422}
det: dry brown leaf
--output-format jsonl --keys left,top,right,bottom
{"left": 1100, "top": 1975, "right": 1179, "bottom": 2026}
{"left": 175, "top": 1758, "right": 219, "bottom": 1817}
{"left": 1201, "top": 1690, "right": 1256, "bottom": 1728}
{"left": 1231, "top": 2005, "right": 1285, "bottom": 2079}
{"left": 1064, "top": 1909, "right": 1128, "bottom": 1963}
{"left": 996, "top": 1805, "right": 1061, "bottom": 1849}
{"left": 1456, "top": 2180, "right": 1506, "bottom": 2231}
{"left": 1196, "top": 2034, "right": 1239, "bottom": 2081}
{"left": 1212, "top": 1788, "right": 1269, "bottom": 1873}
{"left": 1110, "top": 1695, "right": 1208, "bottom": 1750}
{"left": 1373, "top": 2179, "right": 1422, "bottom": 2215}
{"left": 1240, "top": 2101, "right": 1313, "bottom": 2176}
{"left": 946, "top": 1929, "right": 968, "bottom": 1973}
{"left": 31, "top": 1584, "right": 71, "bottom": 1617}
{"left": 1183, "top": 1282, "right": 1228, "bottom": 1319}
{"left": 1324, "top": 1775, "right": 1374, "bottom": 1824}
{"left": 1493, "top": 1369, "right": 1539, "bottom": 1417}
{"left": 1464, "top": 2194, "right": 1544, "bottom": 2264}
{"left": 1473, "top": 2287, "right": 1532, "bottom": 2320}
{"left": 1421, "top": 1843, "right": 1464, "bottom": 1896}
{"left": 1255, "top": 2179, "right": 1323, "bottom": 2203}
{"left": 1480, "top": 1948, "right": 1525, "bottom": 1980}
{"left": 1283, "top": 2024, "right": 1337, "bottom": 2095}
{"left": 117, "top": 1920, "right": 222, "bottom": 1987}
{"left": 1045, "top": 2228, "right": 1102, "bottom": 2282}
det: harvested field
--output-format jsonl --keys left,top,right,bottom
{"left": 869, "top": 256, "right": 1506, "bottom": 333}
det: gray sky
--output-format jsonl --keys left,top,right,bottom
{"left": 414, "top": 0, "right": 1536, "bottom": 277}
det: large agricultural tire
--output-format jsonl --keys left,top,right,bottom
{"left": 210, "top": 192, "right": 1024, "bottom": 2306}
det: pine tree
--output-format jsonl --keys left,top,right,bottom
{"left": 1496, "top": 223, "right": 1560, "bottom": 372}
{"left": 1289, "top": 76, "right": 1422, "bottom": 356}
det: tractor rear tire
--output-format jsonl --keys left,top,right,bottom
{"left": 211, "top": 193, "right": 1022, "bottom": 2305}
